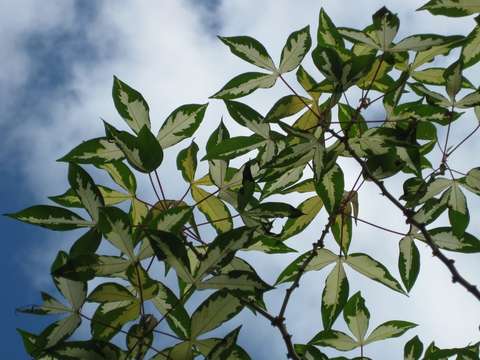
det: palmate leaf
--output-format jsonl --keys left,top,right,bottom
{"left": 211, "top": 72, "right": 278, "bottom": 99}
{"left": 112, "top": 76, "right": 150, "bottom": 134}
{"left": 68, "top": 163, "right": 104, "bottom": 223}
{"left": 372, "top": 6, "right": 399, "bottom": 51}
{"left": 104, "top": 122, "right": 163, "bottom": 173}
{"left": 345, "top": 253, "right": 405, "bottom": 294}
{"left": 218, "top": 35, "right": 276, "bottom": 71}
{"left": 190, "top": 290, "right": 244, "bottom": 339}
{"left": 6, "top": 205, "right": 92, "bottom": 231}
{"left": 58, "top": 137, "right": 124, "bottom": 164}
{"left": 157, "top": 104, "right": 208, "bottom": 148}
{"left": 276, "top": 248, "right": 338, "bottom": 284}
{"left": 279, "top": 26, "right": 312, "bottom": 74}
{"left": 343, "top": 292, "right": 370, "bottom": 343}
{"left": 321, "top": 260, "right": 349, "bottom": 330}
{"left": 418, "top": 0, "right": 480, "bottom": 17}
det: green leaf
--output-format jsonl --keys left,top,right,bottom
{"left": 331, "top": 208, "right": 353, "bottom": 255}
{"left": 309, "top": 329, "right": 358, "bottom": 351}
{"left": 312, "top": 46, "right": 343, "bottom": 82}
{"left": 152, "top": 281, "right": 191, "bottom": 339}
{"left": 415, "top": 227, "right": 480, "bottom": 253}
{"left": 398, "top": 235, "right": 421, "bottom": 292}
{"left": 211, "top": 72, "right": 278, "bottom": 99}
{"left": 205, "top": 134, "right": 266, "bottom": 160}
{"left": 225, "top": 100, "right": 269, "bottom": 139}
{"left": 195, "top": 338, "right": 252, "bottom": 359}
{"left": 322, "top": 260, "right": 349, "bottom": 330}
{"left": 157, "top": 104, "right": 208, "bottom": 148}
{"left": 104, "top": 122, "right": 163, "bottom": 173}
{"left": 125, "top": 265, "right": 158, "bottom": 300}
{"left": 418, "top": 0, "right": 480, "bottom": 17}
{"left": 87, "top": 283, "right": 136, "bottom": 303}
{"left": 54, "top": 254, "right": 130, "bottom": 281}
{"left": 126, "top": 322, "right": 153, "bottom": 359}
{"left": 345, "top": 253, "right": 405, "bottom": 294}
{"left": 317, "top": 8, "right": 345, "bottom": 50}
{"left": 364, "top": 320, "right": 417, "bottom": 345}
{"left": 112, "top": 76, "right": 150, "bottom": 134}
{"left": 276, "top": 248, "right": 338, "bottom": 284}
{"left": 149, "top": 230, "right": 194, "bottom": 283}
{"left": 68, "top": 163, "right": 104, "bottom": 222}
{"left": 91, "top": 300, "right": 140, "bottom": 341}
{"left": 404, "top": 335, "right": 424, "bottom": 360}
{"left": 177, "top": 141, "right": 199, "bottom": 183}
{"left": 98, "top": 206, "right": 135, "bottom": 259}
{"left": 248, "top": 202, "right": 303, "bottom": 219}
{"left": 206, "top": 326, "right": 242, "bottom": 360}
{"left": 219, "top": 35, "right": 276, "bottom": 71}
{"left": 97, "top": 161, "right": 137, "bottom": 194}
{"left": 6, "top": 205, "right": 92, "bottom": 231}
{"left": 195, "top": 227, "right": 255, "bottom": 280}
{"left": 166, "top": 342, "right": 194, "bottom": 360}
{"left": 343, "top": 292, "right": 370, "bottom": 343}
{"left": 279, "top": 26, "right": 312, "bottom": 73}
{"left": 281, "top": 196, "right": 323, "bottom": 240}
{"left": 51, "top": 252, "right": 87, "bottom": 310}
{"left": 198, "top": 270, "right": 272, "bottom": 295}
{"left": 192, "top": 185, "right": 233, "bottom": 233}
{"left": 372, "top": 6, "right": 399, "bottom": 51}
{"left": 315, "top": 163, "right": 345, "bottom": 214}
{"left": 58, "top": 137, "right": 124, "bottom": 164}
{"left": 444, "top": 60, "right": 463, "bottom": 100}
{"left": 265, "top": 95, "right": 309, "bottom": 123}
{"left": 190, "top": 290, "right": 243, "bottom": 338}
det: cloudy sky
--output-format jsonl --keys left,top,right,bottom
{"left": 1, "top": 0, "right": 479, "bottom": 358}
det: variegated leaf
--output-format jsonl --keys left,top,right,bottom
{"left": 91, "top": 300, "right": 140, "bottom": 341}
{"left": 7, "top": 205, "right": 92, "bottom": 231}
{"left": 399, "top": 235, "right": 421, "bottom": 292}
{"left": 219, "top": 35, "right": 276, "bottom": 71}
{"left": 198, "top": 270, "right": 272, "bottom": 294}
{"left": 212, "top": 72, "right": 278, "bottom": 99}
{"left": 415, "top": 227, "right": 480, "bottom": 253}
{"left": 444, "top": 182, "right": 469, "bottom": 236}
{"left": 315, "top": 163, "right": 344, "bottom": 214}
{"left": 192, "top": 185, "right": 233, "bottom": 233}
{"left": 157, "top": 104, "right": 208, "bottom": 148}
{"left": 343, "top": 292, "right": 370, "bottom": 343}
{"left": 54, "top": 254, "right": 130, "bottom": 281}
{"left": 417, "top": 178, "right": 452, "bottom": 203}
{"left": 281, "top": 196, "right": 323, "bottom": 240}
{"left": 152, "top": 281, "right": 191, "bottom": 339}
{"left": 42, "top": 313, "right": 81, "bottom": 348}
{"left": 58, "top": 137, "right": 124, "bottom": 164}
{"left": 266, "top": 95, "right": 309, "bottom": 123}
{"left": 337, "top": 27, "right": 379, "bottom": 48}
{"left": 204, "top": 134, "right": 266, "bottom": 160}
{"left": 68, "top": 163, "right": 104, "bottom": 222}
{"left": 18, "top": 292, "right": 71, "bottom": 315}
{"left": 391, "top": 34, "right": 450, "bottom": 52}
{"left": 87, "top": 283, "right": 136, "bottom": 303}
{"left": 276, "top": 248, "right": 338, "bottom": 284}
{"left": 97, "top": 161, "right": 137, "bottom": 194}
{"left": 177, "top": 141, "right": 199, "bottom": 183}
{"left": 345, "top": 253, "right": 405, "bottom": 294}
{"left": 418, "top": 0, "right": 480, "bottom": 17}
{"left": 322, "top": 260, "right": 349, "bottom": 330}
{"left": 195, "top": 227, "right": 255, "bottom": 280}
{"left": 457, "top": 90, "right": 480, "bottom": 108}
{"left": 404, "top": 335, "right": 424, "bottom": 360}
{"left": 105, "top": 122, "right": 163, "bottom": 173}
{"left": 225, "top": 100, "right": 269, "bottom": 139}
{"left": 309, "top": 329, "right": 358, "bottom": 351}
{"left": 372, "top": 7, "right": 399, "bottom": 50}
{"left": 98, "top": 207, "right": 135, "bottom": 259}
{"left": 462, "top": 18, "right": 480, "bottom": 67}
{"left": 149, "top": 205, "right": 192, "bottom": 233}
{"left": 364, "top": 320, "right": 417, "bottom": 345}
{"left": 190, "top": 290, "right": 243, "bottom": 338}
{"left": 112, "top": 76, "right": 150, "bottom": 134}
{"left": 279, "top": 26, "right": 312, "bottom": 73}
{"left": 445, "top": 60, "right": 463, "bottom": 100}
{"left": 206, "top": 326, "right": 242, "bottom": 360}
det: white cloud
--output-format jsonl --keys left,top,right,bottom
{"left": 4, "top": 0, "right": 480, "bottom": 357}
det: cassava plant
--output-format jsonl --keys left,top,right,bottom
{"left": 8, "top": 2, "right": 480, "bottom": 359}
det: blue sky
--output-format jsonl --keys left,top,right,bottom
{"left": 1, "top": 0, "right": 479, "bottom": 358}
